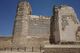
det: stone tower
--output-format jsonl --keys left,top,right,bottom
{"left": 50, "top": 5, "right": 79, "bottom": 44}
{"left": 12, "top": 0, "right": 32, "bottom": 47}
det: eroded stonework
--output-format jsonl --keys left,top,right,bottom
{"left": 0, "top": 0, "right": 80, "bottom": 53}
{"left": 50, "top": 5, "right": 80, "bottom": 44}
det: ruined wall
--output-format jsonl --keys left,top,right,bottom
{"left": 11, "top": 15, "right": 51, "bottom": 50}
{"left": 53, "top": 5, "right": 79, "bottom": 42}
{"left": 12, "top": 0, "right": 50, "bottom": 47}
{"left": 28, "top": 15, "right": 50, "bottom": 39}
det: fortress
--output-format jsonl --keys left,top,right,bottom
{"left": 0, "top": 0, "right": 80, "bottom": 53}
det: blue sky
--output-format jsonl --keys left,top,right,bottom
{"left": 0, "top": 0, "right": 80, "bottom": 36}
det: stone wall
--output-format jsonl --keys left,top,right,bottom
{"left": 51, "top": 5, "right": 79, "bottom": 43}
{"left": 0, "top": 51, "right": 41, "bottom": 53}
{"left": 12, "top": 15, "right": 50, "bottom": 49}
{"left": 0, "top": 37, "right": 12, "bottom": 48}
{"left": 29, "top": 15, "right": 50, "bottom": 39}
{"left": 44, "top": 45, "right": 80, "bottom": 53}
{"left": 58, "top": 5, "right": 79, "bottom": 42}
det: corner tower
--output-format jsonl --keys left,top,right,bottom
{"left": 12, "top": 0, "right": 32, "bottom": 47}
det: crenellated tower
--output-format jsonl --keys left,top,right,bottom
{"left": 12, "top": 0, "right": 32, "bottom": 47}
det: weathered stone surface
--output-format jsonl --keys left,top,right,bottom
{"left": 50, "top": 5, "right": 80, "bottom": 44}
{"left": 0, "top": 51, "right": 41, "bottom": 53}
{"left": 76, "top": 24, "right": 80, "bottom": 41}
{"left": 44, "top": 45, "right": 80, "bottom": 53}
{"left": 58, "top": 5, "right": 79, "bottom": 42}
{"left": 29, "top": 15, "right": 50, "bottom": 39}
{"left": 0, "top": 0, "right": 80, "bottom": 53}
